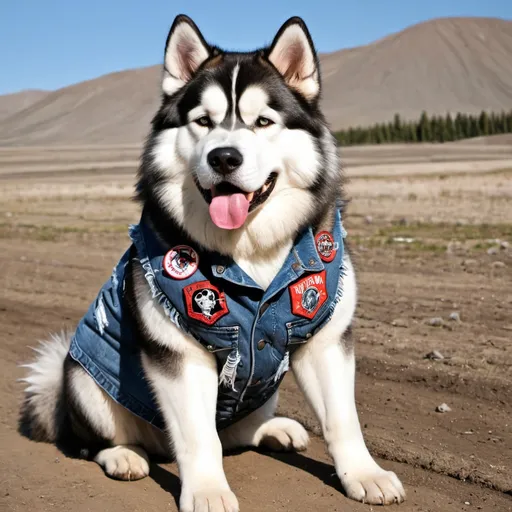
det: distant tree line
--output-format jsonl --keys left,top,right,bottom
{"left": 334, "top": 110, "right": 512, "bottom": 145}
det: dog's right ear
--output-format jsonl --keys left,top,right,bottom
{"left": 162, "top": 15, "right": 211, "bottom": 96}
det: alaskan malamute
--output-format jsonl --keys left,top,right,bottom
{"left": 21, "top": 15, "right": 405, "bottom": 511}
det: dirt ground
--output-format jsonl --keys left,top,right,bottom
{"left": 1, "top": 143, "right": 511, "bottom": 511}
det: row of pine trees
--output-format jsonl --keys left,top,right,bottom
{"left": 334, "top": 110, "right": 512, "bottom": 146}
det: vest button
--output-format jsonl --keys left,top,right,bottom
{"left": 257, "top": 339, "right": 266, "bottom": 350}
{"left": 216, "top": 265, "right": 225, "bottom": 274}
{"left": 292, "top": 262, "right": 301, "bottom": 271}
{"left": 206, "top": 344, "right": 215, "bottom": 352}
{"left": 309, "top": 258, "right": 317, "bottom": 266}
{"left": 306, "top": 333, "right": 312, "bottom": 339}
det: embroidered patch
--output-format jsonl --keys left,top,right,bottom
{"left": 184, "top": 281, "right": 229, "bottom": 325}
{"left": 315, "top": 231, "right": 337, "bottom": 262}
{"left": 163, "top": 245, "right": 199, "bottom": 280}
{"left": 289, "top": 270, "right": 328, "bottom": 319}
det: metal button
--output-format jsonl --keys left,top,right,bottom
{"left": 309, "top": 258, "right": 317, "bottom": 266}
{"left": 292, "top": 262, "right": 301, "bottom": 271}
{"left": 305, "top": 333, "right": 312, "bottom": 339}
{"left": 257, "top": 339, "right": 266, "bottom": 351}
{"left": 216, "top": 265, "right": 225, "bottom": 274}
{"left": 206, "top": 344, "right": 215, "bottom": 352}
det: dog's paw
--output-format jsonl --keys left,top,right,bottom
{"left": 256, "top": 417, "right": 309, "bottom": 452}
{"left": 180, "top": 488, "right": 239, "bottom": 512}
{"left": 340, "top": 466, "right": 405, "bottom": 505}
{"left": 94, "top": 445, "right": 150, "bottom": 481}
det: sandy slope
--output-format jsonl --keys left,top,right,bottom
{"left": 0, "top": 90, "right": 48, "bottom": 122}
{"left": 0, "top": 17, "right": 511, "bottom": 145}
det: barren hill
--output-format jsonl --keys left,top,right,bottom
{"left": 0, "top": 17, "right": 511, "bottom": 145}
{"left": 321, "top": 17, "right": 512, "bottom": 129}
{"left": 0, "top": 90, "right": 48, "bottom": 122}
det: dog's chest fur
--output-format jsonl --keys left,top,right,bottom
{"left": 234, "top": 241, "right": 293, "bottom": 290}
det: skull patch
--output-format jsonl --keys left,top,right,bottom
{"left": 184, "top": 281, "right": 229, "bottom": 325}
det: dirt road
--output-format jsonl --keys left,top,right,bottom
{"left": 1, "top": 149, "right": 511, "bottom": 511}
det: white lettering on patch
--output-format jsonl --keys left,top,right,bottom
{"left": 292, "top": 273, "right": 325, "bottom": 295}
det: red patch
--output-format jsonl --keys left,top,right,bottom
{"left": 289, "top": 270, "right": 328, "bottom": 320}
{"left": 315, "top": 231, "right": 336, "bottom": 262}
{"left": 163, "top": 245, "right": 199, "bottom": 280}
{"left": 184, "top": 281, "right": 229, "bottom": 325}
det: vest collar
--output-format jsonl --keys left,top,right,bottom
{"left": 136, "top": 208, "right": 343, "bottom": 300}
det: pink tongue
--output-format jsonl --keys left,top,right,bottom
{"left": 209, "top": 193, "right": 250, "bottom": 229}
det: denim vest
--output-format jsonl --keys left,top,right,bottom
{"left": 69, "top": 209, "right": 346, "bottom": 431}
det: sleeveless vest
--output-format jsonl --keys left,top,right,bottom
{"left": 69, "top": 208, "right": 346, "bottom": 430}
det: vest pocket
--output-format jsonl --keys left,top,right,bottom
{"left": 187, "top": 322, "right": 240, "bottom": 353}
{"left": 188, "top": 323, "right": 241, "bottom": 391}
{"left": 286, "top": 299, "right": 331, "bottom": 344}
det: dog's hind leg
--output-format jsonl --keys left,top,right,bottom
{"left": 219, "top": 392, "right": 309, "bottom": 452}
{"left": 94, "top": 445, "right": 150, "bottom": 481}
{"left": 64, "top": 356, "right": 167, "bottom": 481}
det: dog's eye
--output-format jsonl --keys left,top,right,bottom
{"left": 255, "top": 117, "right": 274, "bottom": 128}
{"left": 195, "top": 116, "right": 213, "bottom": 128}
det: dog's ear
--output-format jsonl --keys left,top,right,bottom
{"left": 267, "top": 17, "right": 320, "bottom": 101}
{"left": 162, "top": 15, "right": 211, "bottom": 96}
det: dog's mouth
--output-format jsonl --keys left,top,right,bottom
{"left": 195, "top": 172, "right": 278, "bottom": 230}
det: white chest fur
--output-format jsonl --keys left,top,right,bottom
{"left": 234, "top": 241, "right": 293, "bottom": 290}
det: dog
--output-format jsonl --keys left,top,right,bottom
{"left": 20, "top": 14, "right": 405, "bottom": 511}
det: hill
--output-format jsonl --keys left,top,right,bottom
{"left": 0, "top": 90, "right": 48, "bottom": 122}
{"left": 0, "top": 17, "right": 511, "bottom": 145}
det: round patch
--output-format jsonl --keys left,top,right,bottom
{"left": 315, "top": 231, "right": 336, "bottom": 262}
{"left": 302, "top": 287, "right": 320, "bottom": 313}
{"left": 163, "top": 245, "right": 199, "bottom": 280}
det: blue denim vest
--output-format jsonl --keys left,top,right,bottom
{"left": 69, "top": 209, "right": 346, "bottom": 431}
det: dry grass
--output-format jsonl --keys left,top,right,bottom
{"left": 1, "top": 147, "right": 511, "bottom": 252}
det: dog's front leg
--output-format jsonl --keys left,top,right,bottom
{"left": 131, "top": 260, "right": 238, "bottom": 512}
{"left": 291, "top": 259, "right": 405, "bottom": 505}
{"left": 143, "top": 351, "right": 238, "bottom": 512}
{"left": 292, "top": 338, "right": 405, "bottom": 505}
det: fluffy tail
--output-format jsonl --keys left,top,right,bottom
{"left": 19, "top": 331, "right": 72, "bottom": 443}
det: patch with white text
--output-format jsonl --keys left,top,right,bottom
{"left": 315, "top": 231, "right": 337, "bottom": 263}
{"left": 163, "top": 245, "right": 199, "bottom": 280}
{"left": 184, "top": 281, "right": 229, "bottom": 325}
{"left": 289, "top": 270, "right": 328, "bottom": 320}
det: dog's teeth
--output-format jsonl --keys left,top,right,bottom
{"left": 247, "top": 192, "right": 255, "bottom": 202}
{"left": 261, "top": 183, "right": 269, "bottom": 193}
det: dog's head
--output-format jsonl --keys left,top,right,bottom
{"left": 138, "top": 15, "right": 341, "bottom": 257}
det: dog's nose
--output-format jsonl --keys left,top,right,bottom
{"left": 207, "top": 147, "right": 243, "bottom": 176}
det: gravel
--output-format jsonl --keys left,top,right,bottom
{"left": 425, "top": 350, "right": 445, "bottom": 360}
{"left": 449, "top": 312, "right": 461, "bottom": 322}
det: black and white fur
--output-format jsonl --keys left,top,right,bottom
{"left": 20, "top": 15, "right": 405, "bottom": 511}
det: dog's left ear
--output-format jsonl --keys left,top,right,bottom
{"left": 267, "top": 17, "right": 320, "bottom": 101}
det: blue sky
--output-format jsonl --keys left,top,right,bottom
{"left": 0, "top": 0, "right": 510, "bottom": 95}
